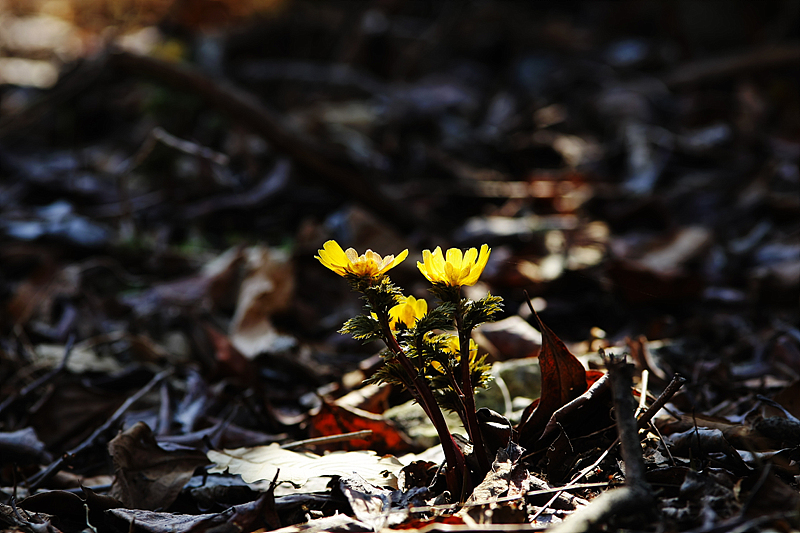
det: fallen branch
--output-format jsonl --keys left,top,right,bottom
{"left": 0, "top": 335, "right": 75, "bottom": 419}
{"left": 107, "top": 49, "right": 416, "bottom": 233}
{"left": 663, "top": 44, "right": 800, "bottom": 89}
{"left": 281, "top": 430, "right": 374, "bottom": 450}
{"left": 637, "top": 373, "right": 687, "bottom": 430}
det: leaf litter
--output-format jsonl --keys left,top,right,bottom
{"left": 1, "top": 2, "right": 799, "bottom": 533}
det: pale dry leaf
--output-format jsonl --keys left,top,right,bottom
{"left": 207, "top": 443, "right": 403, "bottom": 488}
{"left": 229, "top": 246, "right": 295, "bottom": 358}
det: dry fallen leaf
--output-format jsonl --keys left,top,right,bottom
{"left": 207, "top": 443, "right": 404, "bottom": 488}
{"left": 229, "top": 246, "right": 295, "bottom": 358}
{"left": 109, "top": 422, "right": 210, "bottom": 510}
{"left": 516, "top": 310, "right": 588, "bottom": 448}
{"left": 339, "top": 473, "right": 404, "bottom": 530}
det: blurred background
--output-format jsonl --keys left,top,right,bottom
{"left": 1, "top": 0, "right": 799, "bottom": 446}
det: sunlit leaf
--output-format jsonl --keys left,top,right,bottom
{"left": 207, "top": 443, "right": 404, "bottom": 488}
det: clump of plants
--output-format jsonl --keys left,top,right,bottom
{"left": 316, "top": 241, "right": 503, "bottom": 499}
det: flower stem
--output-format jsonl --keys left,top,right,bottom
{"left": 372, "top": 300, "right": 467, "bottom": 498}
{"left": 454, "top": 301, "right": 491, "bottom": 475}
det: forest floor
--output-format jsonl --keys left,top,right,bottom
{"left": 1, "top": 2, "right": 799, "bottom": 532}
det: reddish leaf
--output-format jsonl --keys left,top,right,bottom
{"left": 309, "top": 400, "right": 415, "bottom": 455}
{"left": 392, "top": 516, "right": 466, "bottom": 530}
{"left": 202, "top": 321, "right": 256, "bottom": 386}
{"left": 515, "top": 311, "right": 588, "bottom": 448}
{"left": 586, "top": 369, "right": 606, "bottom": 386}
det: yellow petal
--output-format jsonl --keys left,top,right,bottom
{"left": 463, "top": 247, "right": 478, "bottom": 265}
{"left": 316, "top": 241, "right": 349, "bottom": 274}
{"left": 424, "top": 248, "right": 441, "bottom": 280}
{"left": 386, "top": 249, "right": 408, "bottom": 273}
{"left": 322, "top": 240, "right": 347, "bottom": 260}
{"left": 444, "top": 261, "right": 459, "bottom": 285}
{"left": 463, "top": 244, "right": 491, "bottom": 285}
{"left": 445, "top": 248, "right": 463, "bottom": 271}
{"left": 418, "top": 250, "right": 434, "bottom": 282}
{"left": 413, "top": 297, "right": 428, "bottom": 316}
{"left": 319, "top": 241, "right": 348, "bottom": 267}
{"left": 431, "top": 247, "right": 445, "bottom": 270}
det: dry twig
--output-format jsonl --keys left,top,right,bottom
{"left": 26, "top": 369, "right": 172, "bottom": 491}
{"left": 550, "top": 354, "right": 655, "bottom": 533}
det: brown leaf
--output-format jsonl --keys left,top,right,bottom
{"left": 29, "top": 379, "right": 125, "bottom": 450}
{"left": 19, "top": 490, "right": 88, "bottom": 532}
{"left": 464, "top": 442, "right": 531, "bottom": 506}
{"left": 540, "top": 372, "right": 611, "bottom": 442}
{"left": 772, "top": 380, "right": 800, "bottom": 419}
{"left": 515, "top": 311, "right": 588, "bottom": 448}
{"left": 229, "top": 246, "right": 294, "bottom": 358}
{"left": 109, "top": 422, "right": 210, "bottom": 510}
{"left": 741, "top": 466, "right": 800, "bottom": 517}
{"left": 473, "top": 315, "right": 542, "bottom": 362}
{"left": 626, "top": 335, "right": 669, "bottom": 383}
{"left": 339, "top": 474, "right": 400, "bottom": 530}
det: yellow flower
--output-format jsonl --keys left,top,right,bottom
{"left": 441, "top": 335, "right": 478, "bottom": 357}
{"left": 316, "top": 240, "right": 408, "bottom": 279}
{"left": 388, "top": 295, "right": 428, "bottom": 329}
{"left": 431, "top": 334, "right": 479, "bottom": 373}
{"left": 417, "top": 245, "right": 491, "bottom": 287}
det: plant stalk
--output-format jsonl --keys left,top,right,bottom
{"left": 454, "top": 301, "right": 491, "bottom": 474}
{"left": 373, "top": 299, "right": 467, "bottom": 498}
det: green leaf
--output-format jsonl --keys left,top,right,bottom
{"left": 414, "top": 302, "right": 456, "bottom": 337}
{"left": 462, "top": 294, "right": 503, "bottom": 330}
{"left": 362, "top": 277, "right": 404, "bottom": 315}
{"left": 340, "top": 315, "right": 382, "bottom": 342}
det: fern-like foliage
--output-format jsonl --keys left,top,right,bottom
{"left": 413, "top": 301, "right": 456, "bottom": 337}
{"left": 364, "top": 355, "right": 408, "bottom": 389}
{"left": 361, "top": 276, "right": 404, "bottom": 315}
{"left": 339, "top": 315, "right": 382, "bottom": 342}
{"left": 462, "top": 293, "right": 503, "bottom": 331}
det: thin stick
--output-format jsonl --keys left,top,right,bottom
{"left": 151, "top": 127, "right": 229, "bottom": 166}
{"left": 0, "top": 334, "right": 75, "bottom": 418}
{"left": 636, "top": 373, "right": 686, "bottom": 430}
{"left": 27, "top": 369, "right": 172, "bottom": 491}
{"left": 281, "top": 430, "right": 374, "bottom": 449}
{"left": 407, "top": 483, "right": 609, "bottom": 514}
{"left": 636, "top": 369, "right": 649, "bottom": 417}
{"left": 663, "top": 44, "right": 800, "bottom": 88}
{"left": 648, "top": 420, "right": 675, "bottom": 467}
